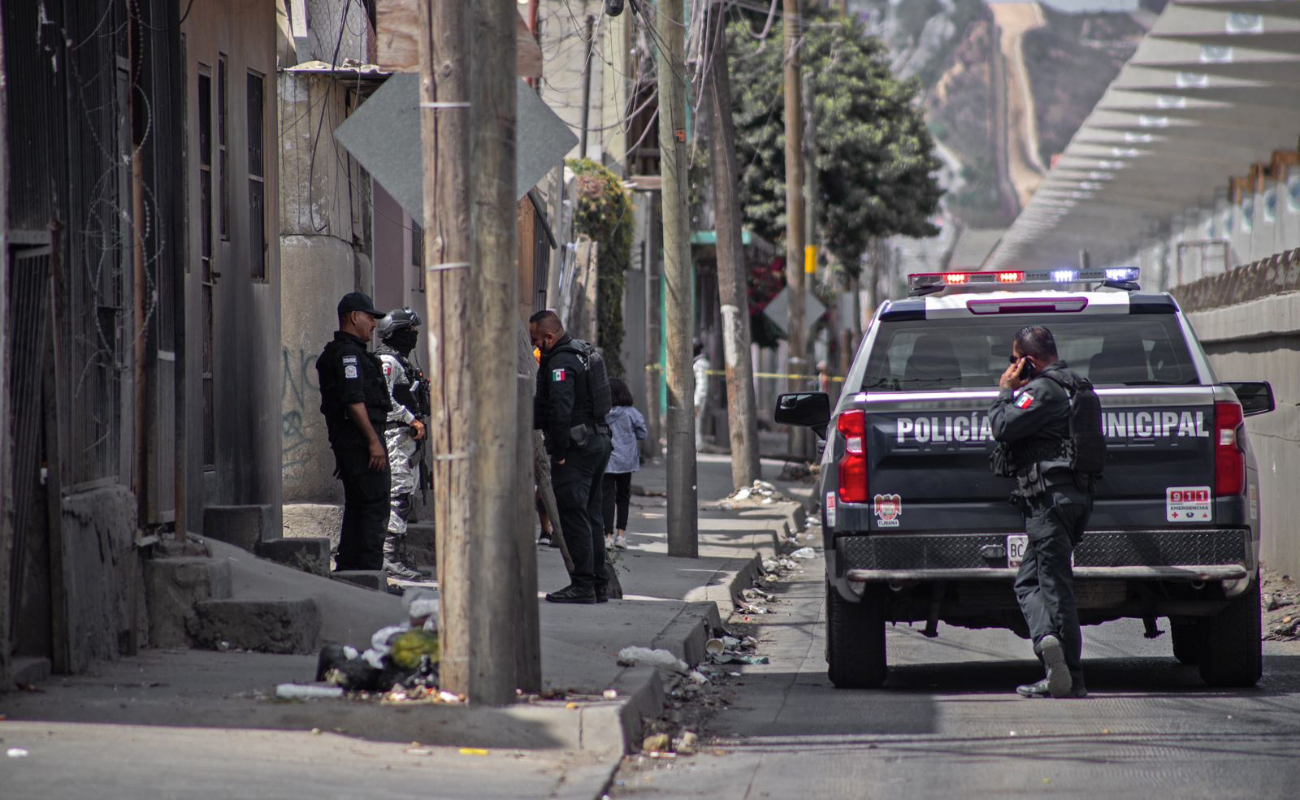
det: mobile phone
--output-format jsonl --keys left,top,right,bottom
{"left": 1020, "top": 358, "right": 1037, "bottom": 380}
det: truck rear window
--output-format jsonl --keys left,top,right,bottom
{"left": 859, "top": 315, "right": 1198, "bottom": 391}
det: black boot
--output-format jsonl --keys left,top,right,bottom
{"left": 545, "top": 584, "right": 596, "bottom": 604}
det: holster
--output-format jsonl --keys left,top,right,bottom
{"left": 569, "top": 424, "right": 590, "bottom": 448}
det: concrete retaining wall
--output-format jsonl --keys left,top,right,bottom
{"left": 61, "top": 486, "right": 147, "bottom": 673}
{"left": 1189, "top": 294, "right": 1300, "bottom": 579}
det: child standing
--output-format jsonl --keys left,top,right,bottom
{"left": 603, "top": 378, "right": 647, "bottom": 551}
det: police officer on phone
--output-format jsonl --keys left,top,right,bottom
{"left": 317, "top": 292, "right": 392, "bottom": 572}
{"left": 990, "top": 325, "right": 1100, "bottom": 699}
{"left": 529, "top": 310, "right": 613, "bottom": 604}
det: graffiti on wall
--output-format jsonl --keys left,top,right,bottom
{"left": 282, "top": 347, "right": 319, "bottom": 474}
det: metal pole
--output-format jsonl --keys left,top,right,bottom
{"left": 655, "top": 0, "right": 698, "bottom": 557}
{"left": 579, "top": 14, "right": 595, "bottom": 159}
{"left": 782, "top": 0, "right": 807, "bottom": 456}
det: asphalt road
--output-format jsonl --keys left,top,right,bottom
{"left": 614, "top": 553, "right": 1300, "bottom": 800}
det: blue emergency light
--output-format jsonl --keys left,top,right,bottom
{"left": 908, "top": 267, "right": 1140, "bottom": 296}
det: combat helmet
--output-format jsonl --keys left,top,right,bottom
{"left": 378, "top": 307, "right": 422, "bottom": 340}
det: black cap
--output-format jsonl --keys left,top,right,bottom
{"left": 338, "top": 292, "right": 383, "bottom": 318}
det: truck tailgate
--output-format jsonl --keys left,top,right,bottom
{"left": 858, "top": 387, "right": 1217, "bottom": 532}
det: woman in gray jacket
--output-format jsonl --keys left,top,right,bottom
{"left": 603, "top": 379, "right": 647, "bottom": 550}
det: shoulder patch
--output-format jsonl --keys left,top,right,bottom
{"left": 344, "top": 365, "right": 359, "bottom": 379}
{"left": 1015, "top": 392, "right": 1035, "bottom": 410}
{"left": 552, "top": 368, "right": 566, "bottom": 383}
{"left": 342, "top": 355, "right": 358, "bottom": 364}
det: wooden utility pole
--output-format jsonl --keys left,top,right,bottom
{"left": 656, "top": 0, "right": 698, "bottom": 557}
{"left": 782, "top": 0, "right": 807, "bottom": 454}
{"left": 417, "top": 0, "right": 473, "bottom": 698}
{"left": 469, "top": 0, "right": 528, "bottom": 704}
{"left": 704, "top": 1, "right": 760, "bottom": 490}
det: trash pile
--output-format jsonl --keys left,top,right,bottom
{"left": 276, "top": 589, "right": 448, "bottom": 703}
{"left": 704, "top": 632, "right": 767, "bottom": 666}
{"left": 717, "top": 480, "right": 785, "bottom": 510}
{"left": 1263, "top": 569, "right": 1300, "bottom": 642}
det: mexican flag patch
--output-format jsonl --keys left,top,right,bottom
{"left": 552, "top": 368, "right": 567, "bottom": 382}
{"left": 1015, "top": 392, "right": 1035, "bottom": 410}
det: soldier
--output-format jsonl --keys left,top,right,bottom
{"left": 376, "top": 308, "right": 428, "bottom": 582}
{"left": 990, "top": 325, "right": 1097, "bottom": 699}
{"left": 317, "top": 292, "right": 391, "bottom": 572}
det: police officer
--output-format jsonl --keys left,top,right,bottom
{"left": 990, "top": 325, "right": 1093, "bottom": 699}
{"left": 376, "top": 308, "right": 428, "bottom": 582}
{"left": 529, "top": 310, "right": 612, "bottom": 604}
{"left": 317, "top": 292, "right": 391, "bottom": 572}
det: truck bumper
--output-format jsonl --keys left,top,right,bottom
{"left": 836, "top": 528, "right": 1250, "bottom": 584}
{"left": 845, "top": 565, "right": 1249, "bottom": 582}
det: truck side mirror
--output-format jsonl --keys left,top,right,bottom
{"left": 1224, "top": 381, "right": 1275, "bottom": 417}
{"left": 775, "top": 392, "right": 831, "bottom": 439}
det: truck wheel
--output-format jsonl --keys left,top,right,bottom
{"left": 826, "top": 581, "right": 888, "bottom": 689}
{"left": 1169, "top": 619, "right": 1200, "bottom": 665}
{"left": 1197, "top": 575, "right": 1262, "bottom": 687}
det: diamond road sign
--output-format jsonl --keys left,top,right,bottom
{"left": 762, "top": 287, "right": 827, "bottom": 332}
{"left": 333, "top": 73, "right": 578, "bottom": 221}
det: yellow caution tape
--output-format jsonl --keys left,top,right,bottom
{"left": 645, "top": 363, "right": 844, "bottom": 382}
{"left": 459, "top": 748, "right": 490, "bottom": 756}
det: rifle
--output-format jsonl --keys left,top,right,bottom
{"left": 409, "top": 359, "right": 434, "bottom": 504}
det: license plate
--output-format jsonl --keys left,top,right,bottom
{"left": 1007, "top": 534, "right": 1028, "bottom": 568}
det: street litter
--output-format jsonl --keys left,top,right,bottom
{"left": 704, "top": 638, "right": 725, "bottom": 656}
{"left": 688, "top": 670, "right": 710, "bottom": 684}
{"left": 719, "top": 480, "right": 786, "bottom": 509}
{"left": 790, "top": 547, "right": 816, "bottom": 559}
{"left": 275, "top": 684, "right": 344, "bottom": 700}
{"left": 677, "top": 732, "right": 699, "bottom": 755}
{"left": 642, "top": 733, "right": 671, "bottom": 753}
{"left": 603, "top": 689, "right": 619, "bottom": 699}
{"left": 313, "top": 589, "right": 441, "bottom": 695}
{"left": 617, "top": 646, "right": 688, "bottom": 673}
{"left": 7, "top": 748, "right": 30, "bottom": 758}
{"left": 710, "top": 653, "right": 769, "bottom": 665}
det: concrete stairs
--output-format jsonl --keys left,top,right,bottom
{"left": 145, "top": 536, "right": 406, "bottom": 656}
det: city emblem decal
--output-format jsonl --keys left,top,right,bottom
{"left": 873, "top": 494, "right": 902, "bottom": 528}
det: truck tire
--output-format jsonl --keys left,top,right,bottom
{"left": 826, "top": 581, "right": 888, "bottom": 689}
{"left": 1169, "top": 618, "right": 1200, "bottom": 665}
{"left": 1197, "top": 575, "right": 1262, "bottom": 687}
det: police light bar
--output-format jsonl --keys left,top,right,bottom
{"left": 907, "top": 267, "right": 1140, "bottom": 295}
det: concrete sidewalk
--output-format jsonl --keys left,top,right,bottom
{"left": 0, "top": 454, "right": 813, "bottom": 800}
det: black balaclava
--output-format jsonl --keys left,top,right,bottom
{"left": 386, "top": 328, "right": 419, "bottom": 356}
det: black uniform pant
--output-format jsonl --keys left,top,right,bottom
{"left": 334, "top": 445, "right": 391, "bottom": 571}
{"left": 1014, "top": 483, "right": 1092, "bottom": 679}
{"left": 551, "top": 434, "right": 612, "bottom": 593}
{"left": 602, "top": 472, "right": 633, "bottom": 534}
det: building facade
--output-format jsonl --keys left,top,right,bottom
{"left": 0, "top": 0, "right": 281, "bottom": 687}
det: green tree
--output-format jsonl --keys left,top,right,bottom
{"left": 728, "top": 11, "right": 942, "bottom": 277}
{"left": 567, "top": 158, "right": 633, "bottom": 377}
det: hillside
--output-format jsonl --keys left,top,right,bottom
{"left": 863, "top": 0, "right": 1150, "bottom": 230}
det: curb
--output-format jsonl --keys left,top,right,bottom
{"left": 581, "top": 493, "right": 817, "bottom": 779}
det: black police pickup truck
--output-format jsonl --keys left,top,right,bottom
{"left": 776, "top": 268, "right": 1276, "bottom": 689}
